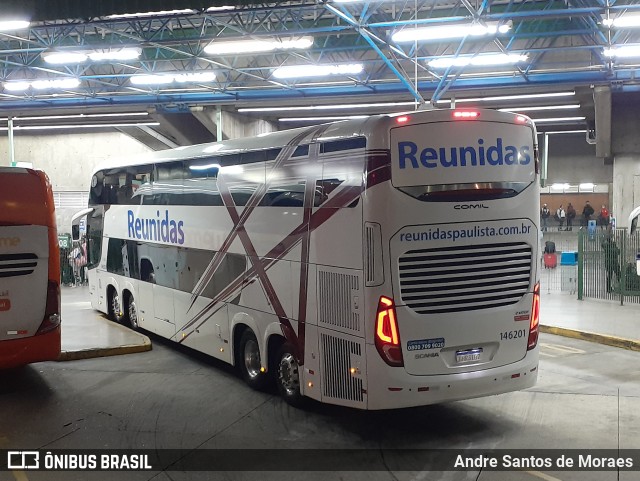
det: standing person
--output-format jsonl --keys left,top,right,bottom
{"left": 582, "top": 200, "right": 594, "bottom": 226}
{"left": 599, "top": 204, "right": 610, "bottom": 229}
{"left": 541, "top": 204, "right": 551, "bottom": 232}
{"left": 566, "top": 203, "right": 576, "bottom": 231}
{"left": 556, "top": 204, "right": 566, "bottom": 231}
{"left": 601, "top": 229, "right": 621, "bottom": 293}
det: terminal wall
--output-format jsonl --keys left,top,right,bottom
{"left": 0, "top": 131, "right": 151, "bottom": 233}
{"left": 545, "top": 133, "right": 612, "bottom": 184}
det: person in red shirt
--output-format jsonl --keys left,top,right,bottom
{"left": 599, "top": 205, "right": 610, "bottom": 229}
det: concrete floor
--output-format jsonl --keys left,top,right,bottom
{"left": 0, "top": 332, "right": 638, "bottom": 481}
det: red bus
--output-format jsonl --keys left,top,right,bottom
{"left": 0, "top": 167, "right": 61, "bottom": 368}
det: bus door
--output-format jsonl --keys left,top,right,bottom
{"left": 138, "top": 247, "right": 176, "bottom": 338}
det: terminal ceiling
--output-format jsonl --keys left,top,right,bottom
{"left": 1, "top": 0, "right": 639, "bottom": 148}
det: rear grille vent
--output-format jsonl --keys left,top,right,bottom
{"left": 0, "top": 253, "right": 38, "bottom": 278}
{"left": 318, "top": 270, "right": 360, "bottom": 332}
{"left": 365, "top": 225, "right": 376, "bottom": 284}
{"left": 399, "top": 242, "right": 532, "bottom": 314}
{"left": 321, "top": 334, "right": 363, "bottom": 402}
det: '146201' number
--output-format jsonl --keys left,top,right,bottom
{"left": 500, "top": 329, "right": 527, "bottom": 341}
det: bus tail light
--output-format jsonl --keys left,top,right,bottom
{"left": 453, "top": 110, "right": 480, "bottom": 120}
{"left": 36, "top": 280, "right": 61, "bottom": 335}
{"left": 375, "top": 296, "right": 403, "bottom": 367}
{"left": 527, "top": 282, "right": 540, "bottom": 350}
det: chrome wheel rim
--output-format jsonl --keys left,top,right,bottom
{"left": 278, "top": 353, "right": 300, "bottom": 396}
{"left": 243, "top": 338, "right": 261, "bottom": 379}
{"left": 129, "top": 301, "right": 138, "bottom": 329}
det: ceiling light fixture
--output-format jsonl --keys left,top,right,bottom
{"left": 4, "top": 78, "right": 81, "bottom": 91}
{"left": 105, "top": 9, "right": 196, "bottom": 20}
{"left": 43, "top": 48, "right": 142, "bottom": 65}
{"left": 0, "top": 112, "right": 149, "bottom": 121}
{"left": 273, "top": 63, "right": 363, "bottom": 79}
{"left": 238, "top": 101, "right": 415, "bottom": 113}
{"left": 530, "top": 116, "right": 585, "bottom": 123}
{"left": 499, "top": 104, "right": 580, "bottom": 112}
{"left": 603, "top": 45, "right": 640, "bottom": 58}
{"left": 279, "top": 115, "right": 369, "bottom": 122}
{"left": 0, "top": 122, "right": 160, "bottom": 131}
{"left": 603, "top": 14, "right": 640, "bottom": 28}
{"left": 130, "top": 72, "right": 215, "bottom": 86}
{"left": 88, "top": 48, "right": 142, "bottom": 61}
{"left": 428, "top": 53, "right": 527, "bottom": 69}
{"left": 0, "top": 20, "right": 30, "bottom": 31}
{"left": 392, "top": 21, "right": 511, "bottom": 43}
{"left": 204, "top": 36, "right": 313, "bottom": 55}
{"left": 3, "top": 81, "right": 31, "bottom": 92}
{"left": 436, "top": 92, "right": 575, "bottom": 104}
{"left": 32, "top": 78, "right": 81, "bottom": 90}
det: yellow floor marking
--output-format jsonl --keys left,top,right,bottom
{"left": 12, "top": 472, "right": 29, "bottom": 481}
{"left": 539, "top": 351, "right": 557, "bottom": 358}
{"left": 0, "top": 437, "right": 30, "bottom": 481}
{"left": 524, "top": 470, "right": 563, "bottom": 481}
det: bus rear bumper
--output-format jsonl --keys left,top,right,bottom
{"left": 365, "top": 346, "right": 539, "bottom": 410}
{"left": 0, "top": 326, "right": 61, "bottom": 369}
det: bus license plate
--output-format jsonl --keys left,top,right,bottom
{"left": 456, "top": 348, "right": 482, "bottom": 363}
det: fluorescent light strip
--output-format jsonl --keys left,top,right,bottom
{"left": 273, "top": 63, "right": 363, "bottom": 79}
{"left": 5, "top": 79, "right": 81, "bottom": 91}
{"left": 0, "top": 20, "right": 30, "bottom": 31}
{"left": 0, "top": 122, "right": 160, "bottom": 131}
{"left": 43, "top": 48, "right": 142, "bottom": 64}
{"left": 604, "top": 45, "right": 640, "bottom": 58}
{"left": 499, "top": 104, "right": 580, "bottom": 112}
{"left": 603, "top": 15, "right": 640, "bottom": 28}
{"left": 392, "top": 21, "right": 511, "bottom": 43}
{"left": 429, "top": 53, "right": 527, "bottom": 69}
{"left": 538, "top": 130, "right": 588, "bottom": 135}
{"left": 106, "top": 9, "right": 196, "bottom": 19}
{"left": 435, "top": 91, "right": 574, "bottom": 104}
{"left": 204, "top": 36, "right": 313, "bottom": 55}
{"left": 279, "top": 116, "right": 368, "bottom": 121}
{"left": 130, "top": 72, "right": 215, "bottom": 85}
{"left": 0, "top": 112, "right": 149, "bottom": 122}
{"left": 531, "top": 117, "right": 585, "bottom": 123}
{"left": 239, "top": 101, "right": 415, "bottom": 113}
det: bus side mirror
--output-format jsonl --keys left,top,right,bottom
{"left": 629, "top": 206, "right": 640, "bottom": 236}
{"left": 70, "top": 208, "right": 94, "bottom": 241}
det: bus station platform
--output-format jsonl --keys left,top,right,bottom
{"left": 58, "top": 285, "right": 151, "bottom": 361}
{"left": 56, "top": 286, "right": 638, "bottom": 363}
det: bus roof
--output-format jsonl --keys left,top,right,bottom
{"left": 0, "top": 167, "right": 56, "bottom": 227}
{"left": 92, "top": 109, "right": 534, "bottom": 174}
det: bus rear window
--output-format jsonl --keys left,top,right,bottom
{"left": 398, "top": 182, "right": 531, "bottom": 202}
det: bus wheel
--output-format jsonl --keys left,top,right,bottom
{"left": 276, "top": 343, "right": 304, "bottom": 407}
{"left": 108, "top": 289, "right": 123, "bottom": 323}
{"left": 126, "top": 296, "right": 139, "bottom": 330}
{"left": 238, "top": 330, "right": 269, "bottom": 390}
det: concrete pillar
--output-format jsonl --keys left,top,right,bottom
{"left": 610, "top": 93, "right": 640, "bottom": 228}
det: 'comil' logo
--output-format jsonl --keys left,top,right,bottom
{"left": 398, "top": 138, "right": 531, "bottom": 169}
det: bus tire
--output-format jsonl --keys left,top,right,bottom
{"left": 275, "top": 343, "right": 305, "bottom": 408}
{"left": 124, "top": 293, "right": 139, "bottom": 330}
{"left": 108, "top": 288, "right": 123, "bottom": 323}
{"left": 238, "top": 330, "right": 269, "bottom": 390}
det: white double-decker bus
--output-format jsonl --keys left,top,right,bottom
{"left": 76, "top": 109, "right": 540, "bottom": 409}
